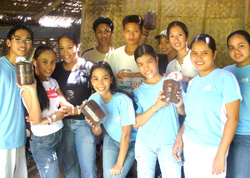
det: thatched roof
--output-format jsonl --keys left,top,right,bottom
{"left": 0, "top": 0, "right": 82, "bottom": 27}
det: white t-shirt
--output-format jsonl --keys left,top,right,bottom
{"left": 22, "top": 78, "right": 63, "bottom": 136}
{"left": 108, "top": 46, "right": 145, "bottom": 93}
{"left": 166, "top": 51, "right": 199, "bottom": 78}
{"left": 82, "top": 47, "right": 114, "bottom": 63}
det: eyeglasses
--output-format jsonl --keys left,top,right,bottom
{"left": 11, "top": 37, "right": 32, "bottom": 44}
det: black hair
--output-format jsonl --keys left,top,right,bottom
{"left": 167, "top": 21, "right": 188, "bottom": 39}
{"left": 7, "top": 24, "right": 33, "bottom": 42}
{"left": 227, "top": 30, "right": 250, "bottom": 48}
{"left": 58, "top": 32, "right": 78, "bottom": 46}
{"left": 33, "top": 45, "right": 56, "bottom": 111}
{"left": 93, "top": 17, "right": 114, "bottom": 32}
{"left": 134, "top": 44, "right": 157, "bottom": 62}
{"left": 190, "top": 34, "right": 216, "bottom": 53}
{"left": 90, "top": 61, "right": 138, "bottom": 111}
{"left": 122, "top": 15, "right": 144, "bottom": 31}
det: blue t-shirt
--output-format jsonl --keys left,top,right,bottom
{"left": 224, "top": 64, "right": 250, "bottom": 135}
{"left": 89, "top": 92, "right": 137, "bottom": 142}
{"left": 133, "top": 76, "right": 179, "bottom": 146}
{"left": 0, "top": 56, "right": 26, "bottom": 149}
{"left": 184, "top": 69, "right": 242, "bottom": 146}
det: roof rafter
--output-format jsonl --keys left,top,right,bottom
{"left": 33, "top": 0, "right": 65, "bottom": 21}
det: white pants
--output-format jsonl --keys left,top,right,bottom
{"left": 183, "top": 135, "right": 227, "bottom": 178}
{"left": 0, "top": 145, "right": 27, "bottom": 178}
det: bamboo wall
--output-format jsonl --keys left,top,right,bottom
{"left": 80, "top": 0, "right": 250, "bottom": 67}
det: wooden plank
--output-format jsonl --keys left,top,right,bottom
{"left": 33, "top": 0, "right": 65, "bottom": 21}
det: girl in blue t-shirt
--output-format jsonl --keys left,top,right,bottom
{"left": 173, "top": 34, "right": 241, "bottom": 178}
{"left": 86, "top": 61, "right": 137, "bottom": 178}
{"left": 133, "top": 44, "right": 184, "bottom": 178}
{"left": 225, "top": 30, "right": 250, "bottom": 178}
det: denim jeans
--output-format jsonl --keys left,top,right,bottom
{"left": 30, "top": 129, "right": 64, "bottom": 178}
{"left": 62, "top": 119, "right": 97, "bottom": 178}
{"left": 103, "top": 133, "right": 135, "bottom": 178}
{"left": 135, "top": 141, "right": 181, "bottom": 178}
{"left": 227, "top": 134, "right": 250, "bottom": 178}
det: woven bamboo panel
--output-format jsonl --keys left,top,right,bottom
{"left": 80, "top": 0, "right": 249, "bottom": 67}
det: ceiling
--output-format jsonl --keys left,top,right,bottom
{"left": 0, "top": 0, "right": 82, "bottom": 27}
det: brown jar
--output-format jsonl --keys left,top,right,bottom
{"left": 162, "top": 79, "right": 180, "bottom": 104}
{"left": 144, "top": 10, "right": 157, "bottom": 30}
{"left": 16, "top": 57, "right": 34, "bottom": 85}
{"left": 81, "top": 100, "right": 106, "bottom": 126}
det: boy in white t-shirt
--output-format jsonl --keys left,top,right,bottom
{"left": 108, "top": 15, "right": 145, "bottom": 93}
{"left": 81, "top": 17, "right": 114, "bottom": 62}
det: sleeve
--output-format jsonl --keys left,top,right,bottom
{"left": 133, "top": 89, "right": 143, "bottom": 114}
{"left": 51, "top": 78, "right": 59, "bottom": 90}
{"left": 118, "top": 94, "right": 136, "bottom": 126}
{"left": 222, "top": 70, "right": 242, "bottom": 104}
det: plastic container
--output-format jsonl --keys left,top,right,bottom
{"left": 15, "top": 57, "right": 34, "bottom": 85}
{"left": 81, "top": 100, "right": 106, "bottom": 126}
{"left": 162, "top": 79, "right": 180, "bottom": 104}
{"left": 144, "top": 10, "right": 157, "bottom": 30}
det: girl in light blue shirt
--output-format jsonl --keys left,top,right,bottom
{"left": 225, "top": 30, "right": 250, "bottom": 178}
{"left": 87, "top": 61, "right": 137, "bottom": 178}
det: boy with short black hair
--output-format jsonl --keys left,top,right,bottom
{"left": 81, "top": 17, "right": 114, "bottom": 62}
{"left": 0, "top": 24, "right": 33, "bottom": 178}
{"left": 108, "top": 15, "right": 145, "bottom": 93}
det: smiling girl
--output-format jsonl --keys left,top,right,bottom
{"left": 166, "top": 21, "right": 199, "bottom": 83}
{"left": 173, "top": 34, "right": 241, "bottom": 178}
{"left": 87, "top": 61, "right": 137, "bottom": 178}
{"left": 224, "top": 30, "right": 250, "bottom": 178}
{"left": 18, "top": 45, "right": 74, "bottom": 178}
{"left": 133, "top": 44, "right": 183, "bottom": 178}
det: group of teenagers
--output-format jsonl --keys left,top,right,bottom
{"left": 0, "top": 13, "right": 249, "bottom": 178}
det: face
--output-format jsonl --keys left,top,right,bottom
{"left": 34, "top": 50, "right": 56, "bottom": 80}
{"left": 159, "top": 36, "right": 175, "bottom": 55}
{"left": 190, "top": 41, "right": 216, "bottom": 77}
{"left": 91, "top": 68, "right": 113, "bottom": 96}
{"left": 123, "top": 23, "right": 142, "bottom": 45}
{"left": 58, "top": 37, "right": 78, "bottom": 64}
{"left": 168, "top": 26, "right": 187, "bottom": 51}
{"left": 228, "top": 34, "right": 250, "bottom": 67}
{"left": 136, "top": 54, "right": 158, "bottom": 79}
{"left": 6, "top": 29, "right": 32, "bottom": 58}
{"left": 94, "top": 23, "right": 113, "bottom": 47}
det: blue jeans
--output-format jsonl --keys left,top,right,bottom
{"left": 103, "top": 133, "right": 135, "bottom": 178}
{"left": 30, "top": 129, "right": 64, "bottom": 178}
{"left": 135, "top": 141, "right": 181, "bottom": 178}
{"left": 227, "top": 134, "right": 250, "bottom": 178}
{"left": 62, "top": 119, "right": 97, "bottom": 178}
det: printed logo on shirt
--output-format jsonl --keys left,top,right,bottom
{"left": 47, "top": 87, "right": 58, "bottom": 99}
{"left": 240, "top": 78, "right": 249, "bottom": 83}
{"left": 203, "top": 84, "right": 211, "bottom": 91}
{"left": 66, "top": 90, "right": 74, "bottom": 101}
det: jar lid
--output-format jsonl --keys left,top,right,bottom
{"left": 16, "top": 56, "right": 27, "bottom": 63}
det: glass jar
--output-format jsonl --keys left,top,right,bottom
{"left": 15, "top": 57, "right": 34, "bottom": 85}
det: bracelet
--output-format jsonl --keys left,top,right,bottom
{"left": 76, "top": 105, "right": 81, "bottom": 115}
{"left": 47, "top": 116, "right": 52, "bottom": 125}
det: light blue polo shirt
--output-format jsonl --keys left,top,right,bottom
{"left": 89, "top": 92, "right": 137, "bottom": 142}
{"left": 184, "top": 69, "right": 242, "bottom": 146}
{"left": 0, "top": 56, "right": 26, "bottom": 149}
{"left": 133, "top": 76, "right": 179, "bottom": 146}
{"left": 224, "top": 64, "right": 250, "bottom": 135}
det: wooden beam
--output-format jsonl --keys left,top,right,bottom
{"left": 0, "top": 10, "right": 35, "bottom": 16}
{"left": 33, "top": 0, "right": 65, "bottom": 21}
{"left": 244, "top": 0, "right": 250, "bottom": 30}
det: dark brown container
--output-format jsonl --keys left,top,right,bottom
{"left": 81, "top": 100, "right": 106, "bottom": 126}
{"left": 162, "top": 79, "right": 180, "bottom": 104}
{"left": 16, "top": 59, "right": 34, "bottom": 85}
{"left": 144, "top": 10, "right": 157, "bottom": 30}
